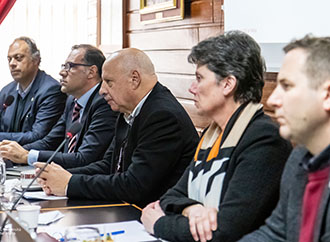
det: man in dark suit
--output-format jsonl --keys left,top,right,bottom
{"left": 0, "top": 36, "right": 66, "bottom": 145}
{"left": 35, "top": 48, "right": 199, "bottom": 207}
{"left": 239, "top": 36, "right": 330, "bottom": 242}
{"left": 0, "top": 44, "right": 117, "bottom": 169}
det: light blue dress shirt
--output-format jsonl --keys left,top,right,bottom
{"left": 27, "top": 84, "right": 99, "bottom": 166}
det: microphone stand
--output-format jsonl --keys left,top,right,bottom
{"left": 0, "top": 138, "right": 68, "bottom": 240}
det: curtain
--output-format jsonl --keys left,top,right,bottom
{"left": 0, "top": 0, "right": 16, "bottom": 25}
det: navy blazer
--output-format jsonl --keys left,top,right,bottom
{"left": 67, "top": 82, "right": 200, "bottom": 207}
{"left": 23, "top": 83, "right": 118, "bottom": 169}
{"left": 0, "top": 70, "right": 67, "bottom": 145}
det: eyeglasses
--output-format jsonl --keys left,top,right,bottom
{"left": 61, "top": 62, "right": 92, "bottom": 72}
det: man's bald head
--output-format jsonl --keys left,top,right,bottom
{"left": 107, "top": 48, "right": 155, "bottom": 76}
{"left": 100, "top": 48, "right": 158, "bottom": 114}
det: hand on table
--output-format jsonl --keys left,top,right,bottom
{"left": 0, "top": 140, "right": 28, "bottom": 164}
{"left": 34, "top": 162, "right": 72, "bottom": 196}
{"left": 141, "top": 200, "right": 165, "bottom": 235}
{"left": 182, "top": 204, "right": 218, "bottom": 242}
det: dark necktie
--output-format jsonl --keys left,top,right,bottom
{"left": 68, "top": 100, "right": 82, "bottom": 153}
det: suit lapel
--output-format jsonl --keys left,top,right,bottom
{"left": 20, "top": 91, "right": 34, "bottom": 123}
{"left": 19, "top": 71, "right": 42, "bottom": 123}
{"left": 80, "top": 84, "right": 100, "bottom": 125}
{"left": 291, "top": 170, "right": 308, "bottom": 242}
{"left": 74, "top": 83, "right": 101, "bottom": 150}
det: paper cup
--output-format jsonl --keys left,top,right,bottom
{"left": 16, "top": 205, "right": 41, "bottom": 229}
{"left": 20, "top": 169, "right": 38, "bottom": 188}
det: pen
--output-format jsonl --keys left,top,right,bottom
{"left": 111, "top": 230, "right": 125, "bottom": 236}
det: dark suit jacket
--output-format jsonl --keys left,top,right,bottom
{"left": 239, "top": 146, "right": 330, "bottom": 242}
{"left": 24, "top": 83, "right": 118, "bottom": 169}
{"left": 67, "top": 82, "right": 200, "bottom": 207}
{"left": 0, "top": 70, "right": 66, "bottom": 145}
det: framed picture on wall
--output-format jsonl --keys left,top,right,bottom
{"left": 140, "top": 0, "right": 184, "bottom": 24}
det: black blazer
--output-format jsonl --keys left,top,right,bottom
{"left": 0, "top": 70, "right": 67, "bottom": 145}
{"left": 154, "top": 107, "right": 292, "bottom": 242}
{"left": 24, "top": 83, "right": 118, "bottom": 169}
{"left": 67, "top": 82, "right": 200, "bottom": 207}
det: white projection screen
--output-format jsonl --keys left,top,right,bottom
{"left": 224, "top": 0, "right": 330, "bottom": 71}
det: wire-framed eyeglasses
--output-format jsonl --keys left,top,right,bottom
{"left": 61, "top": 62, "right": 92, "bottom": 72}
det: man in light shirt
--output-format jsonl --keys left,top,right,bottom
{"left": 0, "top": 44, "right": 117, "bottom": 169}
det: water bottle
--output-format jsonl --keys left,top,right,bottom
{"left": 0, "top": 156, "right": 6, "bottom": 195}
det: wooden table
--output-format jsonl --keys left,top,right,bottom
{"left": 0, "top": 198, "right": 144, "bottom": 241}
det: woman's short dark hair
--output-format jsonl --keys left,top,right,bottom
{"left": 188, "top": 30, "right": 265, "bottom": 103}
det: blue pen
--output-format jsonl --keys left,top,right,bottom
{"left": 111, "top": 230, "right": 125, "bottom": 236}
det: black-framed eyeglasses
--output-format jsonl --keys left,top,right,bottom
{"left": 61, "top": 62, "right": 92, "bottom": 72}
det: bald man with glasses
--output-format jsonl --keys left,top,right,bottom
{"left": 0, "top": 44, "right": 118, "bottom": 169}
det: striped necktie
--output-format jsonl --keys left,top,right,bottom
{"left": 68, "top": 100, "right": 82, "bottom": 153}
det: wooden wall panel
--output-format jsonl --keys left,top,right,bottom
{"left": 128, "top": 28, "right": 199, "bottom": 50}
{"left": 158, "top": 73, "right": 195, "bottom": 99}
{"left": 180, "top": 99, "right": 211, "bottom": 130}
{"left": 145, "top": 50, "right": 195, "bottom": 74}
{"left": 213, "top": 0, "right": 223, "bottom": 22}
{"left": 127, "top": 0, "right": 219, "bottom": 32}
{"left": 262, "top": 81, "right": 276, "bottom": 113}
{"left": 127, "top": 0, "right": 139, "bottom": 12}
{"left": 263, "top": 72, "right": 278, "bottom": 115}
{"left": 199, "top": 25, "right": 222, "bottom": 40}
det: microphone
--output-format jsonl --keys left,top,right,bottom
{"left": 66, "top": 122, "right": 82, "bottom": 140}
{"left": 2, "top": 95, "right": 14, "bottom": 111}
{"left": 0, "top": 122, "right": 82, "bottom": 238}
{"left": 0, "top": 95, "right": 14, "bottom": 129}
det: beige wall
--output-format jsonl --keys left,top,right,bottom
{"left": 0, "top": 0, "right": 97, "bottom": 89}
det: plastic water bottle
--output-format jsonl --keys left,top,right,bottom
{"left": 0, "top": 156, "right": 6, "bottom": 195}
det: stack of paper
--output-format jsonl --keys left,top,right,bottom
{"left": 38, "top": 220, "right": 158, "bottom": 242}
{"left": 23, "top": 191, "right": 68, "bottom": 200}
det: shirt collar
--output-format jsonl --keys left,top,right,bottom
{"left": 301, "top": 144, "right": 330, "bottom": 172}
{"left": 16, "top": 78, "right": 35, "bottom": 99}
{"left": 124, "top": 89, "right": 152, "bottom": 126}
{"left": 76, "top": 84, "right": 98, "bottom": 109}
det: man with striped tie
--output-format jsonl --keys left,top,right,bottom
{"left": 0, "top": 44, "right": 118, "bottom": 169}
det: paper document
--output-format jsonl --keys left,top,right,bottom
{"left": 4, "top": 178, "right": 20, "bottom": 192}
{"left": 23, "top": 191, "right": 68, "bottom": 200}
{"left": 39, "top": 220, "right": 158, "bottom": 241}
{"left": 39, "top": 210, "right": 65, "bottom": 225}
